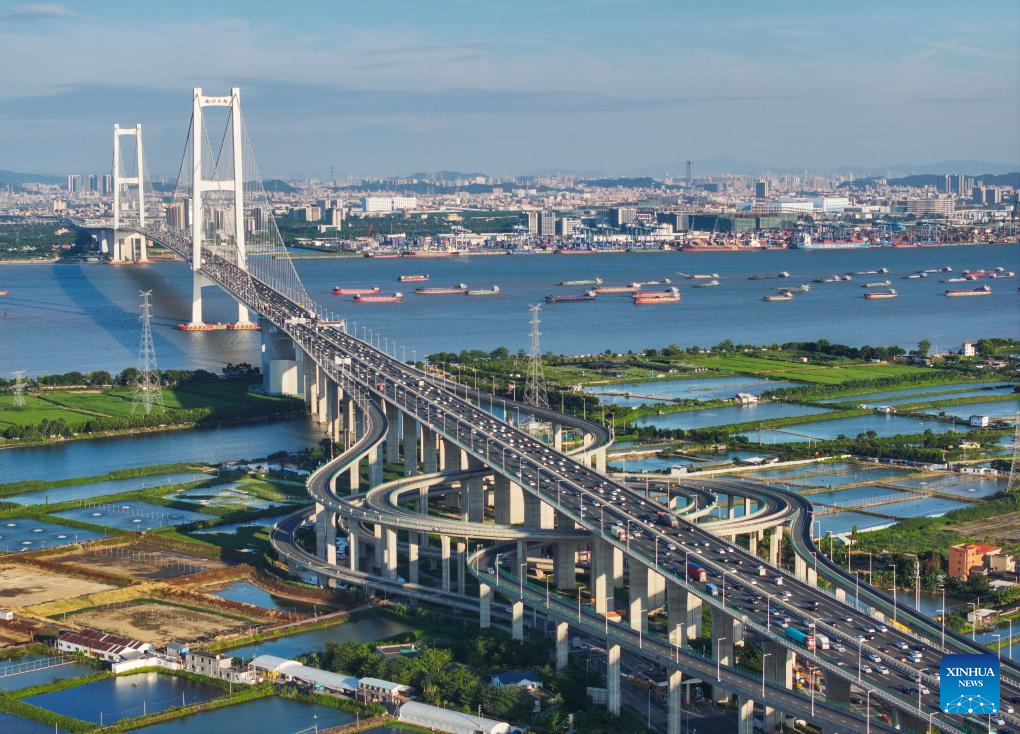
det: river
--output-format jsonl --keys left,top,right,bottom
{"left": 1, "top": 244, "right": 1017, "bottom": 375}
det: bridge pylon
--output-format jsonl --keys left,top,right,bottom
{"left": 188, "top": 87, "right": 250, "bottom": 326}
{"left": 111, "top": 123, "right": 148, "bottom": 262}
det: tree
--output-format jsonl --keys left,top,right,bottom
{"left": 915, "top": 340, "right": 931, "bottom": 358}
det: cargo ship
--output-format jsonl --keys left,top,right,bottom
{"left": 354, "top": 292, "right": 404, "bottom": 303}
{"left": 677, "top": 272, "right": 718, "bottom": 280}
{"left": 554, "top": 248, "right": 598, "bottom": 255}
{"left": 594, "top": 284, "right": 640, "bottom": 294}
{"left": 402, "top": 250, "right": 461, "bottom": 258}
{"left": 635, "top": 278, "right": 673, "bottom": 286}
{"left": 399, "top": 274, "right": 429, "bottom": 282}
{"left": 945, "top": 285, "right": 992, "bottom": 297}
{"left": 333, "top": 286, "right": 380, "bottom": 296}
{"left": 632, "top": 287, "right": 680, "bottom": 300}
{"left": 692, "top": 279, "right": 720, "bottom": 288}
{"left": 763, "top": 291, "right": 794, "bottom": 302}
{"left": 776, "top": 284, "right": 810, "bottom": 293}
{"left": 864, "top": 289, "right": 897, "bottom": 300}
{"left": 792, "top": 234, "right": 872, "bottom": 250}
{"left": 0, "top": 290, "right": 7, "bottom": 297}
{"left": 964, "top": 267, "right": 1007, "bottom": 278}
{"left": 546, "top": 290, "right": 597, "bottom": 303}
{"left": 365, "top": 252, "right": 401, "bottom": 259}
{"left": 903, "top": 272, "right": 928, "bottom": 280}
{"left": 816, "top": 275, "right": 852, "bottom": 284}
{"left": 850, "top": 268, "right": 889, "bottom": 275}
{"left": 634, "top": 294, "right": 680, "bottom": 304}
{"left": 749, "top": 271, "right": 790, "bottom": 280}
{"left": 682, "top": 245, "right": 764, "bottom": 253}
{"left": 558, "top": 277, "right": 603, "bottom": 286}
{"left": 466, "top": 285, "right": 500, "bottom": 296}
{"left": 416, "top": 283, "right": 468, "bottom": 294}
{"left": 862, "top": 280, "right": 892, "bottom": 288}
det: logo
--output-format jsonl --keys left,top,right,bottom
{"left": 941, "top": 654, "right": 1000, "bottom": 714}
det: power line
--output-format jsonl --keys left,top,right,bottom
{"left": 131, "top": 290, "right": 165, "bottom": 416}
{"left": 11, "top": 370, "right": 27, "bottom": 409}
{"left": 523, "top": 304, "right": 548, "bottom": 411}
{"left": 1008, "top": 414, "right": 1019, "bottom": 494}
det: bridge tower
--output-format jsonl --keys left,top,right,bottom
{"left": 111, "top": 123, "right": 148, "bottom": 262}
{"left": 188, "top": 87, "right": 250, "bottom": 327}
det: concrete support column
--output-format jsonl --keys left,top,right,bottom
{"left": 408, "top": 540, "right": 419, "bottom": 585}
{"left": 629, "top": 563, "right": 648, "bottom": 636}
{"left": 479, "top": 582, "right": 492, "bottom": 629}
{"left": 747, "top": 532, "right": 758, "bottom": 557}
{"left": 511, "top": 600, "right": 524, "bottom": 641}
{"left": 443, "top": 438, "right": 465, "bottom": 472}
{"left": 710, "top": 608, "right": 734, "bottom": 703}
{"left": 727, "top": 494, "right": 736, "bottom": 520}
{"left": 612, "top": 547, "right": 624, "bottom": 590}
{"left": 383, "top": 527, "right": 398, "bottom": 580}
{"left": 554, "top": 542, "right": 577, "bottom": 591}
{"left": 347, "top": 456, "right": 360, "bottom": 493}
{"left": 456, "top": 539, "right": 467, "bottom": 595}
{"left": 552, "top": 423, "right": 563, "bottom": 452}
{"left": 794, "top": 554, "right": 808, "bottom": 583}
{"left": 314, "top": 504, "right": 336, "bottom": 565}
{"left": 763, "top": 642, "right": 795, "bottom": 733}
{"left": 493, "top": 474, "right": 524, "bottom": 526}
{"left": 770, "top": 526, "right": 782, "bottom": 566}
{"left": 343, "top": 396, "right": 357, "bottom": 448}
{"left": 667, "top": 585, "right": 685, "bottom": 647}
{"left": 523, "top": 492, "right": 555, "bottom": 529}
{"left": 421, "top": 427, "right": 439, "bottom": 474}
{"left": 348, "top": 528, "right": 359, "bottom": 572}
{"left": 647, "top": 568, "right": 665, "bottom": 611}
{"left": 737, "top": 695, "right": 755, "bottom": 734}
{"left": 402, "top": 412, "right": 417, "bottom": 476}
{"left": 463, "top": 472, "right": 484, "bottom": 523}
{"left": 555, "top": 621, "right": 569, "bottom": 670}
{"left": 592, "top": 539, "right": 614, "bottom": 615}
{"left": 807, "top": 565, "right": 817, "bottom": 587}
{"left": 372, "top": 523, "right": 383, "bottom": 574}
{"left": 667, "top": 670, "right": 683, "bottom": 734}
{"left": 367, "top": 444, "right": 383, "bottom": 488}
{"left": 594, "top": 447, "right": 607, "bottom": 473}
{"left": 384, "top": 402, "right": 400, "bottom": 463}
{"left": 835, "top": 587, "right": 846, "bottom": 603}
{"left": 440, "top": 535, "right": 451, "bottom": 592}
{"left": 606, "top": 643, "right": 621, "bottom": 715}
{"left": 743, "top": 496, "right": 753, "bottom": 519}
{"left": 826, "top": 672, "right": 851, "bottom": 705}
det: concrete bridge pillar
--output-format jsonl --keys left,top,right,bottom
{"left": 667, "top": 585, "right": 702, "bottom": 642}
{"left": 479, "top": 582, "right": 492, "bottom": 629}
{"left": 647, "top": 568, "right": 665, "bottom": 610}
{"left": 629, "top": 564, "right": 648, "bottom": 637}
{"left": 347, "top": 456, "right": 360, "bottom": 493}
{"left": 727, "top": 494, "right": 736, "bottom": 520}
{"left": 607, "top": 643, "right": 621, "bottom": 715}
{"left": 343, "top": 395, "right": 357, "bottom": 447}
{"left": 770, "top": 526, "right": 782, "bottom": 566}
{"left": 710, "top": 608, "right": 734, "bottom": 703}
{"left": 440, "top": 535, "right": 451, "bottom": 593}
{"left": 835, "top": 587, "right": 846, "bottom": 603}
{"left": 555, "top": 621, "right": 569, "bottom": 670}
{"left": 367, "top": 444, "right": 383, "bottom": 488}
{"left": 826, "top": 671, "right": 851, "bottom": 705}
{"left": 372, "top": 523, "right": 383, "bottom": 574}
{"left": 807, "top": 565, "right": 817, "bottom": 587}
{"left": 747, "top": 532, "right": 758, "bottom": 557}
{"left": 347, "top": 528, "right": 359, "bottom": 572}
{"left": 456, "top": 539, "right": 467, "bottom": 595}
{"left": 314, "top": 504, "right": 336, "bottom": 566}
{"left": 612, "top": 547, "right": 624, "bottom": 589}
{"left": 592, "top": 539, "right": 615, "bottom": 615}
{"left": 384, "top": 402, "right": 400, "bottom": 463}
{"left": 462, "top": 467, "right": 485, "bottom": 523}
{"left": 523, "top": 492, "right": 555, "bottom": 529}
{"left": 511, "top": 600, "right": 525, "bottom": 640}
{"left": 384, "top": 527, "right": 398, "bottom": 580}
{"left": 552, "top": 423, "right": 563, "bottom": 452}
{"left": 402, "top": 412, "right": 417, "bottom": 476}
{"left": 421, "top": 427, "right": 439, "bottom": 474}
{"left": 743, "top": 496, "right": 754, "bottom": 519}
{"left": 443, "top": 437, "right": 465, "bottom": 472}
{"left": 794, "top": 554, "right": 808, "bottom": 583}
{"left": 594, "top": 447, "right": 607, "bottom": 473}
{"left": 554, "top": 542, "right": 577, "bottom": 591}
{"left": 408, "top": 540, "right": 419, "bottom": 584}
{"left": 260, "top": 320, "right": 301, "bottom": 396}
{"left": 493, "top": 474, "right": 524, "bottom": 526}
{"left": 737, "top": 695, "right": 755, "bottom": 734}
{"left": 667, "top": 670, "right": 683, "bottom": 734}
{"left": 763, "top": 641, "right": 795, "bottom": 733}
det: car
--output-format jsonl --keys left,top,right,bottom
{"left": 877, "top": 666, "right": 890, "bottom": 675}
{"left": 861, "top": 664, "right": 873, "bottom": 674}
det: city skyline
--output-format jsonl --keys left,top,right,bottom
{"left": 1, "top": 0, "right": 1018, "bottom": 178}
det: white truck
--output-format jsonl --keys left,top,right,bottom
{"left": 814, "top": 633, "right": 831, "bottom": 650}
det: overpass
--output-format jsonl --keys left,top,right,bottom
{"left": 71, "top": 87, "right": 1016, "bottom": 734}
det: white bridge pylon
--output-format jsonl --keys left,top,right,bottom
{"left": 111, "top": 123, "right": 147, "bottom": 262}
{"left": 189, "top": 86, "right": 249, "bottom": 326}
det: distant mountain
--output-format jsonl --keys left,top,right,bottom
{"left": 840, "top": 172, "right": 1020, "bottom": 189}
{"left": 406, "top": 170, "right": 488, "bottom": 182}
{"left": 624, "top": 158, "right": 1020, "bottom": 178}
{"left": 0, "top": 169, "right": 64, "bottom": 186}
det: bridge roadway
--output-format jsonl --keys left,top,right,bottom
{"left": 121, "top": 225, "right": 997, "bottom": 733}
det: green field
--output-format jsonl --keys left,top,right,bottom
{"left": 0, "top": 395, "right": 94, "bottom": 427}
{"left": 681, "top": 354, "right": 929, "bottom": 384}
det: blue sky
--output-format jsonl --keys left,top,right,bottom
{"left": 1, "top": 0, "right": 1017, "bottom": 177}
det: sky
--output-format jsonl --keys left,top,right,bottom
{"left": 1, "top": 0, "right": 1018, "bottom": 178}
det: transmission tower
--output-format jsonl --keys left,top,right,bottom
{"left": 1008, "top": 414, "right": 1020, "bottom": 493}
{"left": 131, "top": 290, "right": 165, "bottom": 416}
{"left": 11, "top": 370, "right": 27, "bottom": 409}
{"left": 523, "top": 304, "right": 549, "bottom": 410}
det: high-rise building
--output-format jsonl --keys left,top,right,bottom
{"left": 538, "top": 211, "right": 556, "bottom": 237}
{"left": 100, "top": 174, "right": 113, "bottom": 195}
{"left": 521, "top": 211, "right": 540, "bottom": 234}
{"left": 685, "top": 160, "right": 693, "bottom": 185}
{"left": 754, "top": 180, "right": 769, "bottom": 199}
{"left": 325, "top": 207, "right": 344, "bottom": 227}
{"left": 609, "top": 207, "right": 638, "bottom": 227}
{"left": 165, "top": 202, "right": 188, "bottom": 230}
{"left": 301, "top": 206, "right": 322, "bottom": 222}
{"left": 66, "top": 174, "right": 81, "bottom": 195}
{"left": 557, "top": 216, "right": 581, "bottom": 237}
{"left": 955, "top": 174, "right": 968, "bottom": 196}
{"left": 904, "top": 197, "right": 954, "bottom": 216}
{"left": 941, "top": 174, "right": 953, "bottom": 194}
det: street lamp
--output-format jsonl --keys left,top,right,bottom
{"left": 994, "top": 634, "right": 1002, "bottom": 661}
{"left": 866, "top": 689, "right": 871, "bottom": 734}
{"left": 761, "top": 652, "right": 771, "bottom": 700}
{"left": 917, "top": 668, "right": 928, "bottom": 712}
{"left": 519, "top": 562, "right": 526, "bottom": 599}
{"left": 716, "top": 637, "right": 727, "bottom": 682}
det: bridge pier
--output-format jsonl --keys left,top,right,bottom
{"left": 552, "top": 423, "right": 563, "bottom": 452}
{"left": 314, "top": 503, "right": 336, "bottom": 571}
{"left": 770, "top": 526, "right": 782, "bottom": 566}
{"left": 479, "top": 582, "right": 492, "bottom": 629}
{"left": 456, "top": 539, "right": 467, "bottom": 595}
{"left": 372, "top": 524, "right": 383, "bottom": 574}
{"left": 440, "top": 535, "right": 451, "bottom": 592}
{"left": 710, "top": 608, "right": 734, "bottom": 703}
{"left": 554, "top": 541, "right": 577, "bottom": 591}
{"left": 407, "top": 539, "right": 419, "bottom": 584}
{"left": 443, "top": 437, "right": 465, "bottom": 471}
{"left": 523, "top": 492, "right": 555, "bottom": 529}
{"left": 511, "top": 600, "right": 524, "bottom": 640}
{"left": 368, "top": 444, "right": 383, "bottom": 488}
{"left": 347, "top": 528, "right": 359, "bottom": 572}
{"left": 794, "top": 553, "right": 808, "bottom": 583}
{"left": 647, "top": 568, "right": 665, "bottom": 610}
{"left": 384, "top": 527, "right": 398, "bottom": 580}
{"left": 747, "top": 531, "right": 758, "bottom": 557}
{"left": 555, "top": 621, "right": 569, "bottom": 670}
{"left": 493, "top": 474, "right": 524, "bottom": 526}
{"left": 260, "top": 319, "right": 301, "bottom": 395}
{"left": 629, "top": 563, "right": 648, "bottom": 637}
{"left": 402, "top": 412, "right": 417, "bottom": 476}
{"left": 606, "top": 643, "right": 621, "bottom": 715}
{"left": 763, "top": 641, "right": 795, "bottom": 733}
{"left": 667, "top": 670, "right": 682, "bottom": 734}
{"left": 592, "top": 539, "right": 615, "bottom": 615}
{"left": 737, "top": 694, "right": 755, "bottom": 734}
{"left": 384, "top": 403, "right": 400, "bottom": 463}
{"left": 421, "top": 427, "right": 439, "bottom": 474}
{"left": 462, "top": 467, "right": 485, "bottom": 523}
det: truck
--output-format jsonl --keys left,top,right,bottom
{"left": 706, "top": 583, "right": 720, "bottom": 596}
{"left": 610, "top": 525, "right": 628, "bottom": 542}
{"left": 656, "top": 511, "right": 679, "bottom": 528}
{"left": 687, "top": 565, "right": 708, "bottom": 583}
{"left": 784, "top": 626, "right": 816, "bottom": 651}
{"left": 814, "top": 633, "right": 830, "bottom": 651}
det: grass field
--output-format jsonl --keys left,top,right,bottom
{"left": 0, "top": 395, "right": 94, "bottom": 428}
{"left": 680, "top": 354, "right": 929, "bottom": 384}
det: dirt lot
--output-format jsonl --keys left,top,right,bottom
{"left": 50, "top": 543, "right": 225, "bottom": 580}
{"left": 0, "top": 564, "right": 113, "bottom": 607}
{"left": 71, "top": 601, "right": 252, "bottom": 643}
{"left": 948, "top": 513, "right": 1020, "bottom": 543}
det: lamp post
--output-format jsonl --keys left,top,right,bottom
{"left": 866, "top": 690, "right": 871, "bottom": 734}
{"left": 519, "top": 562, "right": 526, "bottom": 600}
{"left": 761, "top": 652, "right": 771, "bottom": 700}
{"left": 494, "top": 553, "right": 502, "bottom": 588}
{"left": 994, "top": 634, "right": 1002, "bottom": 661}
{"left": 969, "top": 601, "right": 978, "bottom": 641}
{"left": 917, "top": 668, "right": 928, "bottom": 712}
{"left": 716, "top": 637, "right": 726, "bottom": 682}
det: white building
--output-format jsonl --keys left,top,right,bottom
{"left": 250, "top": 654, "right": 359, "bottom": 695}
{"left": 362, "top": 196, "right": 418, "bottom": 213}
{"left": 397, "top": 701, "right": 513, "bottom": 734}
{"left": 56, "top": 630, "right": 153, "bottom": 663}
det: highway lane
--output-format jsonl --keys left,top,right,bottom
{"left": 128, "top": 226, "right": 1004, "bottom": 733}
